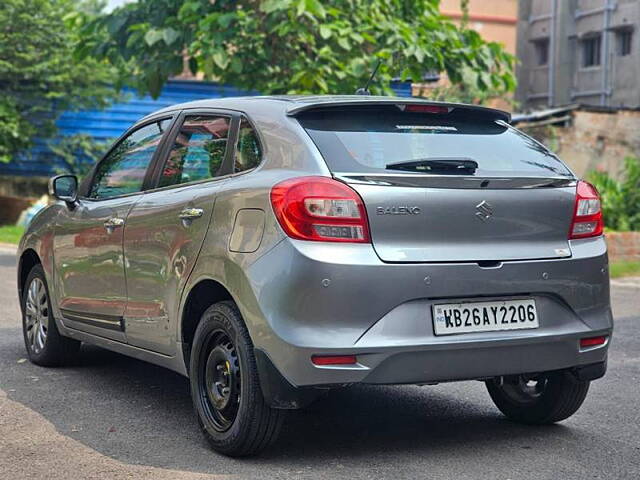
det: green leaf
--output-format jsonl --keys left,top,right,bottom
{"left": 260, "top": 0, "right": 290, "bottom": 14}
{"left": 296, "top": 0, "right": 306, "bottom": 16}
{"left": 106, "top": 14, "right": 127, "bottom": 36}
{"left": 144, "top": 29, "right": 163, "bottom": 46}
{"left": 315, "top": 75, "right": 328, "bottom": 92}
{"left": 188, "top": 57, "right": 198, "bottom": 75}
{"left": 178, "top": 1, "right": 201, "bottom": 17}
{"left": 162, "top": 27, "right": 180, "bottom": 45}
{"left": 212, "top": 50, "right": 230, "bottom": 69}
{"left": 218, "top": 13, "right": 235, "bottom": 28}
{"left": 305, "top": 0, "right": 326, "bottom": 18}
{"left": 350, "top": 32, "right": 364, "bottom": 44}
{"left": 319, "top": 25, "right": 332, "bottom": 39}
{"left": 337, "top": 37, "right": 350, "bottom": 50}
{"left": 230, "top": 57, "right": 243, "bottom": 73}
{"left": 147, "top": 70, "right": 163, "bottom": 98}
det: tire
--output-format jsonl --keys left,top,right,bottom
{"left": 22, "top": 264, "right": 81, "bottom": 366}
{"left": 189, "top": 300, "right": 284, "bottom": 456}
{"left": 485, "top": 371, "right": 590, "bottom": 425}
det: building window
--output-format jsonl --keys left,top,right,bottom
{"left": 533, "top": 38, "right": 550, "bottom": 66}
{"left": 582, "top": 35, "right": 602, "bottom": 67}
{"left": 616, "top": 29, "right": 632, "bottom": 56}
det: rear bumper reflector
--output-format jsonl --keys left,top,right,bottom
{"left": 580, "top": 336, "right": 607, "bottom": 348}
{"left": 311, "top": 355, "right": 357, "bottom": 366}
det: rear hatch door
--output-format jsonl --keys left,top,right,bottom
{"left": 296, "top": 103, "right": 576, "bottom": 263}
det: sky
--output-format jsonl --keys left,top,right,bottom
{"left": 105, "top": 0, "right": 134, "bottom": 12}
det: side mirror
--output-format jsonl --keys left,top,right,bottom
{"left": 49, "top": 174, "right": 78, "bottom": 205}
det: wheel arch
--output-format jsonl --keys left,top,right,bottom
{"left": 18, "top": 248, "right": 42, "bottom": 307}
{"left": 180, "top": 278, "right": 234, "bottom": 370}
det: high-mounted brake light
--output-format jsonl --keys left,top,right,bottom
{"left": 569, "top": 181, "right": 604, "bottom": 239}
{"left": 401, "top": 104, "right": 450, "bottom": 114}
{"left": 270, "top": 176, "right": 371, "bottom": 243}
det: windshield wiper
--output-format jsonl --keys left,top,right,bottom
{"left": 386, "top": 157, "right": 478, "bottom": 175}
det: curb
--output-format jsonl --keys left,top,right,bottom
{"left": 610, "top": 277, "right": 640, "bottom": 289}
{"left": 0, "top": 243, "right": 17, "bottom": 254}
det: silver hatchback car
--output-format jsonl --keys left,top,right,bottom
{"left": 18, "top": 96, "right": 612, "bottom": 456}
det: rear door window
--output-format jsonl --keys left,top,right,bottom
{"left": 297, "top": 106, "right": 572, "bottom": 178}
{"left": 158, "top": 115, "right": 230, "bottom": 188}
{"left": 234, "top": 117, "right": 262, "bottom": 173}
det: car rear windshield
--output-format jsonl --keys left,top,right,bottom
{"left": 297, "top": 105, "right": 573, "bottom": 178}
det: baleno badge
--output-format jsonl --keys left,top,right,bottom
{"left": 376, "top": 206, "right": 421, "bottom": 215}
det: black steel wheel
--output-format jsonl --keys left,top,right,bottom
{"left": 200, "top": 330, "right": 242, "bottom": 432}
{"left": 486, "top": 371, "right": 590, "bottom": 424}
{"left": 189, "top": 300, "right": 284, "bottom": 456}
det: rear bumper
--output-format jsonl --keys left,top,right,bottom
{"left": 355, "top": 333, "right": 610, "bottom": 384}
{"left": 243, "top": 235, "right": 613, "bottom": 389}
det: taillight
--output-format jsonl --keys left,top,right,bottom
{"left": 270, "top": 176, "right": 371, "bottom": 243}
{"left": 569, "top": 181, "right": 604, "bottom": 239}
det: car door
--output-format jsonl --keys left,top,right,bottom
{"left": 53, "top": 117, "right": 173, "bottom": 342}
{"left": 122, "top": 112, "right": 238, "bottom": 354}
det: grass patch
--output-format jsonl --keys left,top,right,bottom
{"left": 0, "top": 225, "right": 24, "bottom": 245}
{"left": 610, "top": 261, "right": 640, "bottom": 279}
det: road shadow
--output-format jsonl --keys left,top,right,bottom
{"left": 0, "top": 331, "right": 584, "bottom": 477}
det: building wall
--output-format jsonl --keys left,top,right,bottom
{"left": 608, "top": 0, "right": 640, "bottom": 107}
{"left": 517, "top": 0, "right": 640, "bottom": 110}
{"left": 440, "top": 0, "right": 518, "bottom": 53}
{"left": 523, "top": 108, "right": 640, "bottom": 178}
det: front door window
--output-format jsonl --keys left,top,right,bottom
{"left": 89, "top": 119, "right": 171, "bottom": 199}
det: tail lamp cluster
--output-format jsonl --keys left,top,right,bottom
{"left": 270, "top": 176, "right": 370, "bottom": 243}
{"left": 569, "top": 180, "right": 604, "bottom": 239}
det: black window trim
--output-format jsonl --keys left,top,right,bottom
{"left": 78, "top": 112, "right": 178, "bottom": 202}
{"left": 144, "top": 108, "right": 241, "bottom": 193}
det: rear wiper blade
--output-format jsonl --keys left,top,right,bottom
{"left": 386, "top": 157, "right": 478, "bottom": 174}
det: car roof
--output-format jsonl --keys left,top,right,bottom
{"left": 142, "top": 95, "right": 511, "bottom": 123}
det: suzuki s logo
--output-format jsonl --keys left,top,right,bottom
{"left": 475, "top": 201, "right": 493, "bottom": 221}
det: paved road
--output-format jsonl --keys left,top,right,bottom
{"left": 0, "top": 245, "right": 638, "bottom": 480}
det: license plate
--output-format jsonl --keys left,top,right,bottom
{"left": 432, "top": 299, "right": 539, "bottom": 336}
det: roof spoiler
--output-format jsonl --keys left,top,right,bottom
{"left": 286, "top": 98, "right": 511, "bottom": 123}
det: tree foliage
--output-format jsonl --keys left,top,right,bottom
{"left": 588, "top": 157, "right": 640, "bottom": 231}
{"left": 79, "top": 0, "right": 516, "bottom": 99}
{"left": 0, "top": 0, "right": 118, "bottom": 163}
{"left": 50, "top": 134, "right": 112, "bottom": 177}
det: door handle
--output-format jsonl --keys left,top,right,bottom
{"left": 104, "top": 217, "right": 125, "bottom": 231}
{"left": 178, "top": 208, "right": 204, "bottom": 220}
